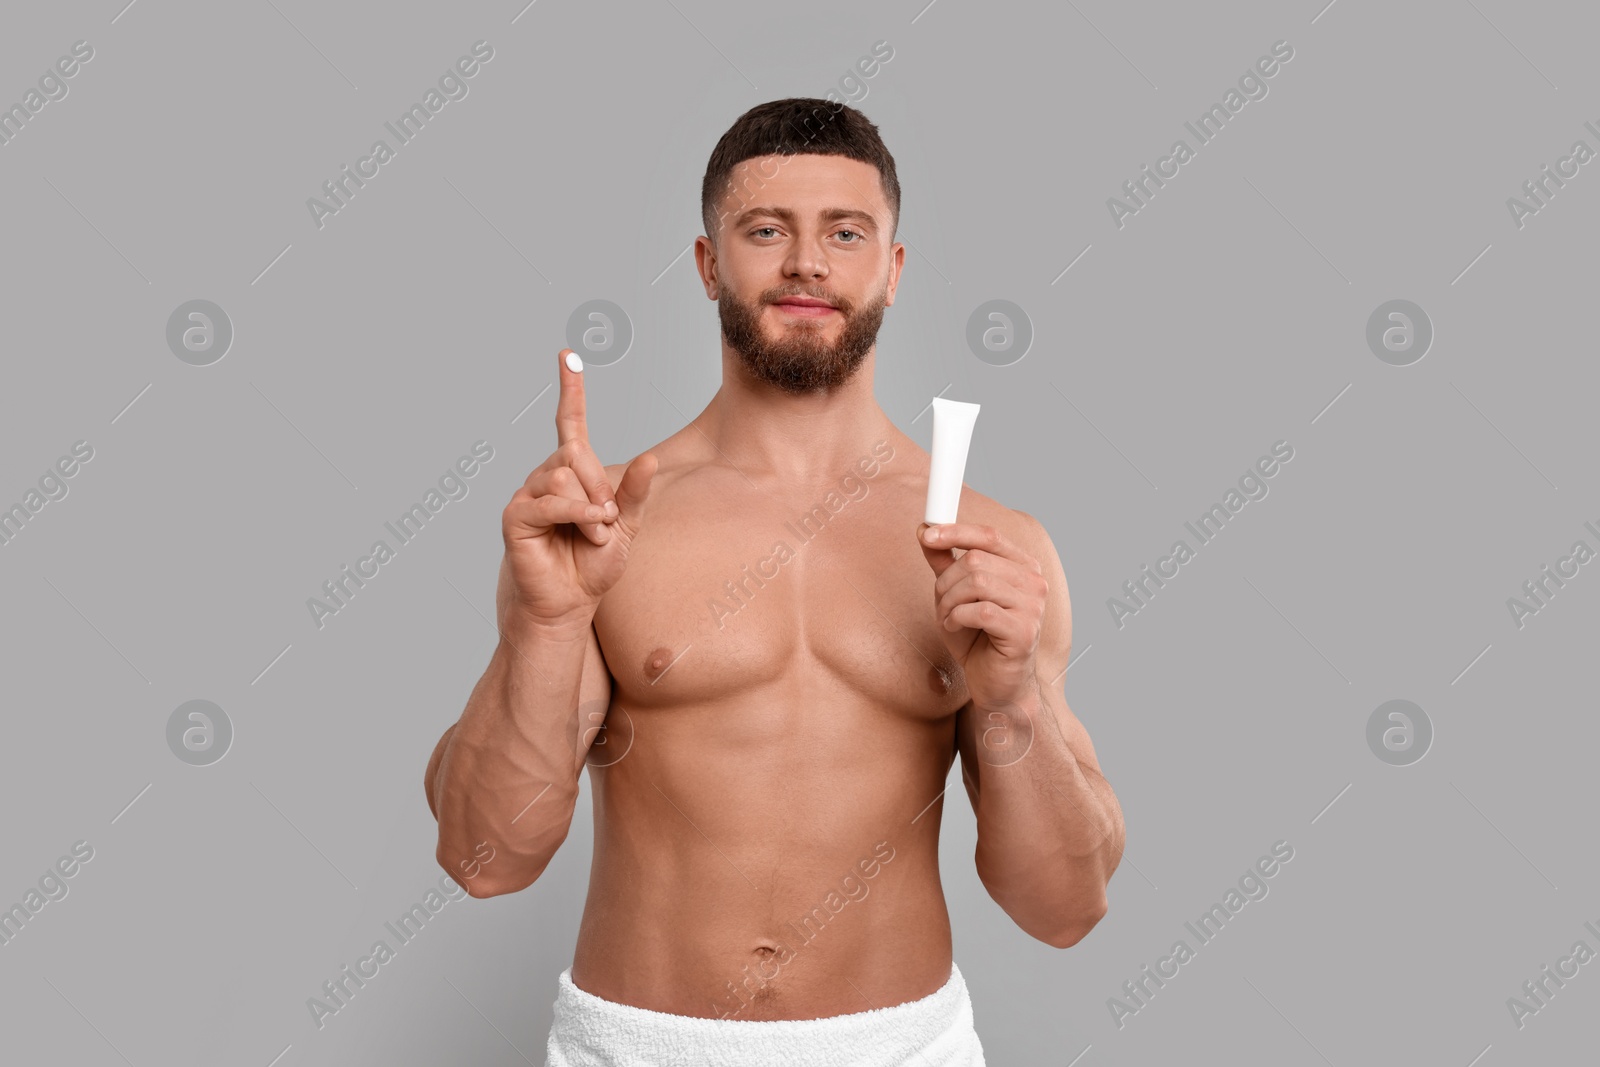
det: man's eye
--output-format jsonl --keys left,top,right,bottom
{"left": 753, "top": 227, "right": 779, "bottom": 238}
{"left": 837, "top": 229, "right": 861, "bottom": 242}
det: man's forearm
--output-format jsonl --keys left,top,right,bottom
{"left": 968, "top": 678, "right": 1124, "bottom": 947}
{"left": 429, "top": 622, "right": 593, "bottom": 896}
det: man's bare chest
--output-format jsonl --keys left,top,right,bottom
{"left": 593, "top": 481, "right": 967, "bottom": 722}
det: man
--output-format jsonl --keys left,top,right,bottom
{"left": 425, "top": 98, "right": 1123, "bottom": 1065}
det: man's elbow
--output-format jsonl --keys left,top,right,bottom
{"left": 435, "top": 828, "right": 566, "bottom": 900}
{"left": 458, "top": 868, "right": 535, "bottom": 899}
{"left": 437, "top": 849, "right": 543, "bottom": 899}
{"left": 1039, "top": 892, "right": 1108, "bottom": 949}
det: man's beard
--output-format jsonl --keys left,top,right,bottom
{"left": 719, "top": 281, "right": 887, "bottom": 395}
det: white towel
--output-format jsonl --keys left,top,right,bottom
{"left": 544, "top": 960, "right": 986, "bottom": 1066}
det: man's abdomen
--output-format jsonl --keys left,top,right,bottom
{"left": 570, "top": 698, "right": 958, "bottom": 1020}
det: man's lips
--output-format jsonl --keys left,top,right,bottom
{"left": 772, "top": 298, "right": 838, "bottom": 317}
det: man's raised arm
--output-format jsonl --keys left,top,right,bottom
{"left": 425, "top": 349, "right": 657, "bottom": 897}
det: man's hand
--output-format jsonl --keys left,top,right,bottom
{"left": 917, "top": 521, "right": 1048, "bottom": 712}
{"left": 499, "top": 349, "right": 658, "bottom": 636}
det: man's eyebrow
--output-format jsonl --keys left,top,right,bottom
{"left": 730, "top": 206, "right": 878, "bottom": 230}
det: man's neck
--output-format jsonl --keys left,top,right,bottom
{"left": 694, "top": 346, "right": 894, "bottom": 482}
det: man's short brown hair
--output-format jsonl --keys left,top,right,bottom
{"left": 701, "top": 97, "right": 901, "bottom": 244}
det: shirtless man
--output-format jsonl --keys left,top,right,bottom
{"left": 424, "top": 98, "right": 1123, "bottom": 1064}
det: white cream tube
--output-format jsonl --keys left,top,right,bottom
{"left": 925, "top": 397, "right": 980, "bottom": 524}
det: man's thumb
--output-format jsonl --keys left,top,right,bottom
{"left": 918, "top": 523, "right": 954, "bottom": 575}
{"left": 613, "top": 451, "right": 659, "bottom": 529}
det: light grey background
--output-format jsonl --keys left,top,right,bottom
{"left": 2, "top": 1, "right": 1595, "bottom": 1064}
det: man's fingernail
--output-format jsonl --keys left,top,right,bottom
{"left": 565, "top": 351, "right": 583, "bottom": 373}
{"left": 605, "top": 500, "right": 619, "bottom": 519}
{"left": 922, "top": 526, "right": 939, "bottom": 543}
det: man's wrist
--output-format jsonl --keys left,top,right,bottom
{"left": 499, "top": 606, "right": 595, "bottom": 648}
{"left": 972, "top": 671, "right": 1044, "bottom": 718}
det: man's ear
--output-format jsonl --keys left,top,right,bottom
{"left": 884, "top": 240, "right": 906, "bottom": 307}
{"left": 694, "top": 234, "right": 720, "bottom": 299}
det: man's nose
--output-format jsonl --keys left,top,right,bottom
{"left": 783, "top": 237, "right": 828, "bottom": 280}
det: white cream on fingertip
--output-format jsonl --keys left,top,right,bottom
{"left": 925, "top": 397, "right": 980, "bottom": 525}
{"left": 565, "top": 351, "right": 583, "bottom": 373}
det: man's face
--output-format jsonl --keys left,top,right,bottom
{"left": 697, "top": 153, "right": 904, "bottom": 395}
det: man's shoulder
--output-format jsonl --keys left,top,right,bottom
{"left": 600, "top": 430, "right": 697, "bottom": 493}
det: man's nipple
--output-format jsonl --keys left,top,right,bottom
{"left": 643, "top": 646, "right": 676, "bottom": 683}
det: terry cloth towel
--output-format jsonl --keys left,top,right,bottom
{"left": 544, "top": 960, "right": 986, "bottom": 1066}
